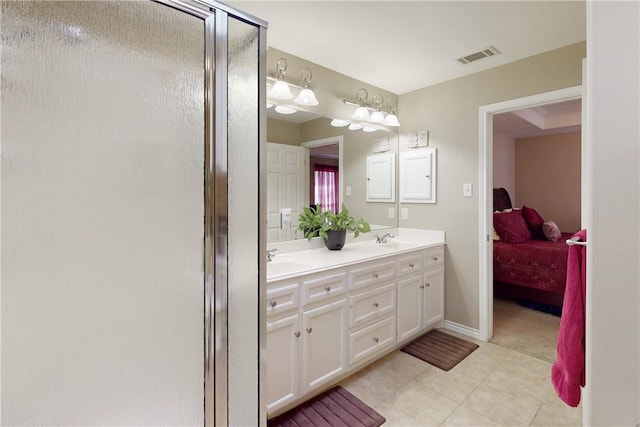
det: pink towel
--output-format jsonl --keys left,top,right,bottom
{"left": 552, "top": 229, "right": 587, "bottom": 407}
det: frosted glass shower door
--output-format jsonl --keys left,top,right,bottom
{"left": 2, "top": 2, "right": 205, "bottom": 425}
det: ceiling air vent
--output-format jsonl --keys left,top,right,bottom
{"left": 456, "top": 46, "right": 501, "bottom": 65}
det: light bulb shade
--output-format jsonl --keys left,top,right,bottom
{"left": 275, "top": 105, "right": 297, "bottom": 115}
{"left": 348, "top": 123, "right": 363, "bottom": 130}
{"left": 269, "top": 80, "right": 293, "bottom": 100}
{"left": 330, "top": 119, "right": 350, "bottom": 127}
{"left": 294, "top": 88, "right": 319, "bottom": 106}
{"left": 351, "top": 106, "right": 370, "bottom": 121}
{"left": 362, "top": 126, "right": 377, "bottom": 133}
{"left": 266, "top": 101, "right": 274, "bottom": 109}
{"left": 369, "top": 110, "right": 384, "bottom": 123}
{"left": 383, "top": 113, "right": 400, "bottom": 127}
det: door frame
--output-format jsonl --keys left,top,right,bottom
{"left": 477, "top": 85, "right": 582, "bottom": 341}
{"left": 301, "top": 136, "right": 344, "bottom": 210}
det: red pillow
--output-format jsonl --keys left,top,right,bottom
{"left": 522, "top": 205, "right": 545, "bottom": 239}
{"left": 493, "top": 210, "right": 531, "bottom": 243}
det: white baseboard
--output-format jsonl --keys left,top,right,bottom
{"left": 443, "top": 320, "right": 485, "bottom": 341}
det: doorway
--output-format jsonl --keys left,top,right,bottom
{"left": 478, "top": 86, "right": 583, "bottom": 342}
{"left": 301, "top": 136, "right": 344, "bottom": 212}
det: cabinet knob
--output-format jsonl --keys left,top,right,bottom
{"left": 409, "top": 263, "right": 415, "bottom": 268}
{"left": 294, "top": 331, "right": 300, "bottom": 338}
{"left": 426, "top": 282, "right": 430, "bottom": 287}
{"left": 373, "top": 337, "right": 379, "bottom": 343}
{"left": 373, "top": 273, "right": 379, "bottom": 279}
{"left": 270, "top": 300, "right": 277, "bottom": 308}
{"left": 306, "top": 327, "right": 313, "bottom": 334}
{"left": 373, "top": 302, "right": 379, "bottom": 308}
{"left": 324, "top": 285, "right": 331, "bottom": 292}
{"left": 433, "top": 256, "right": 438, "bottom": 261}
{"left": 420, "top": 285, "right": 425, "bottom": 289}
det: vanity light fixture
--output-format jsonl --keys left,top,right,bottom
{"left": 294, "top": 68, "right": 319, "bottom": 106}
{"left": 275, "top": 105, "right": 297, "bottom": 115}
{"left": 368, "top": 95, "right": 385, "bottom": 123}
{"left": 268, "top": 58, "right": 293, "bottom": 100}
{"left": 348, "top": 123, "right": 363, "bottom": 130}
{"left": 383, "top": 103, "right": 400, "bottom": 127}
{"left": 331, "top": 118, "right": 350, "bottom": 127}
{"left": 350, "top": 88, "right": 370, "bottom": 121}
{"left": 362, "top": 126, "right": 377, "bottom": 133}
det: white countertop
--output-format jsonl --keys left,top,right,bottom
{"left": 266, "top": 228, "right": 445, "bottom": 281}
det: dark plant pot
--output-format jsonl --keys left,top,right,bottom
{"left": 324, "top": 229, "right": 347, "bottom": 250}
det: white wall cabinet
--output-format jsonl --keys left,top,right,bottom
{"left": 400, "top": 148, "right": 437, "bottom": 203}
{"left": 366, "top": 153, "right": 396, "bottom": 202}
{"left": 266, "top": 243, "right": 445, "bottom": 418}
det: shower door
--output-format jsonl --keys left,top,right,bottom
{"left": 1, "top": 1, "right": 265, "bottom": 426}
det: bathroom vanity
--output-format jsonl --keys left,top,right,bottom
{"left": 265, "top": 229, "right": 445, "bottom": 416}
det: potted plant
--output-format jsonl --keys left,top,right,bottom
{"left": 298, "top": 204, "right": 371, "bottom": 250}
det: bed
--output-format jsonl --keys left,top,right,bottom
{"left": 492, "top": 188, "right": 571, "bottom": 307}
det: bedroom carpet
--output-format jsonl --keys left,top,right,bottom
{"left": 491, "top": 297, "right": 560, "bottom": 363}
{"left": 268, "top": 386, "right": 385, "bottom": 427}
{"left": 401, "top": 329, "right": 479, "bottom": 371}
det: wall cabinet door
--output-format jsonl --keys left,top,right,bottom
{"left": 302, "top": 299, "right": 347, "bottom": 393}
{"left": 397, "top": 275, "right": 423, "bottom": 342}
{"left": 400, "top": 148, "right": 436, "bottom": 203}
{"left": 366, "top": 153, "right": 396, "bottom": 202}
{"left": 423, "top": 268, "right": 444, "bottom": 328}
{"left": 266, "top": 314, "right": 301, "bottom": 413}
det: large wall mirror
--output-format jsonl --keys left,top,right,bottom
{"left": 267, "top": 112, "right": 400, "bottom": 243}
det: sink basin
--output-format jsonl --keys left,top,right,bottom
{"left": 267, "top": 260, "right": 315, "bottom": 277}
{"left": 373, "top": 241, "right": 419, "bottom": 251}
{"left": 348, "top": 240, "right": 419, "bottom": 253}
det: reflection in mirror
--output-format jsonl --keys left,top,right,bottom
{"left": 267, "top": 114, "right": 399, "bottom": 243}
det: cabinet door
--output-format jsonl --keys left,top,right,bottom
{"left": 266, "top": 314, "right": 301, "bottom": 414}
{"left": 366, "top": 153, "right": 395, "bottom": 202}
{"left": 302, "top": 299, "right": 347, "bottom": 393}
{"left": 399, "top": 148, "right": 436, "bottom": 203}
{"left": 397, "top": 275, "right": 423, "bottom": 342}
{"left": 423, "top": 269, "right": 444, "bottom": 328}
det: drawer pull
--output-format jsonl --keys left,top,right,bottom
{"left": 373, "top": 273, "right": 379, "bottom": 279}
{"left": 426, "top": 282, "right": 431, "bottom": 287}
{"left": 373, "top": 302, "right": 379, "bottom": 308}
{"left": 433, "top": 256, "right": 439, "bottom": 261}
{"left": 306, "top": 327, "right": 313, "bottom": 334}
{"left": 270, "top": 300, "right": 277, "bottom": 308}
{"left": 420, "top": 285, "right": 425, "bottom": 289}
{"left": 373, "top": 337, "right": 379, "bottom": 343}
{"left": 294, "top": 331, "right": 300, "bottom": 338}
{"left": 409, "top": 263, "right": 415, "bottom": 268}
{"left": 324, "top": 285, "right": 331, "bottom": 292}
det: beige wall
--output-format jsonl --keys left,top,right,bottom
{"left": 267, "top": 118, "right": 300, "bottom": 146}
{"left": 493, "top": 130, "right": 516, "bottom": 201}
{"left": 398, "top": 42, "right": 585, "bottom": 329}
{"left": 515, "top": 131, "right": 581, "bottom": 232}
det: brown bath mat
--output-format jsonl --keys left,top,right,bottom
{"left": 268, "top": 386, "right": 385, "bottom": 427}
{"left": 401, "top": 329, "right": 479, "bottom": 371}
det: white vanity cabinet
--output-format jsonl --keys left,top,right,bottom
{"left": 266, "top": 240, "right": 445, "bottom": 418}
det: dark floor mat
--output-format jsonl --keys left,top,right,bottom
{"left": 268, "top": 386, "right": 385, "bottom": 427}
{"left": 401, "top": 329, "right": 479, "bottom": 371}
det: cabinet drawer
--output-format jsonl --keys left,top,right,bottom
{"left": 349, "top": 260, "right": 396, "bottom": 291}
{"left": 397, "top": 253, "right": 422, "bottom": 277}
{"left": 349, "top": 283, "right": 396, "bottom": 328}
{"left": 424, "top": 247, "right": 444, "bottom": 270}
{"left": 302, "top": 272, "right": 347, "bottom": 306}
{"left": 349, "top": 316, "right": 396, "bottom": 365}
{"left": 266, "top": 283, "right": 299, "bottom": 316}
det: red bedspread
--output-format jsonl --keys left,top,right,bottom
{"left": 493, "top": 233, "right": 572, "bottom": 295}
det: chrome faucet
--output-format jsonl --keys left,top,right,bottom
{"left": 266, "top": 248, "right": 278, "bottom": 262}
{"left": 375, "top": 233, "right": 395, "bottom": 244}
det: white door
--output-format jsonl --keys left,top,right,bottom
{"left": 396, "top": 275, "right": 423, "bottom": 341}
{"left": 302, "top": 299, "right": 347, "bottom": 393}
{"left": 266, "top": 143, "right": 308, "bottom": 241}
{"left": 266, "top": 314, "right": 301, "bottom": 414}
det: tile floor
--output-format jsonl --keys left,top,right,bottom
{"left": 339, "top": 329, "right": 582, "bottom": 426}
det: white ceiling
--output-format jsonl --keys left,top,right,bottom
{"left": 494, "top": 99, "right": 582, "bottom": 139}
{"left": 228, "top": 1, "right": 586, "bottom": 95}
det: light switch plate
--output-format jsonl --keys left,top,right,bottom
{"left": 388, "top": 207, "right": 395, "bottom": 219}
{"left": 463, "top": 183, "right": 473, "bottom": 197}
{"left": 401, "top": 208, "right": 409, "bottom": 220}
{"left": 346, "top": 186, "right": 352, "bottom": 196}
